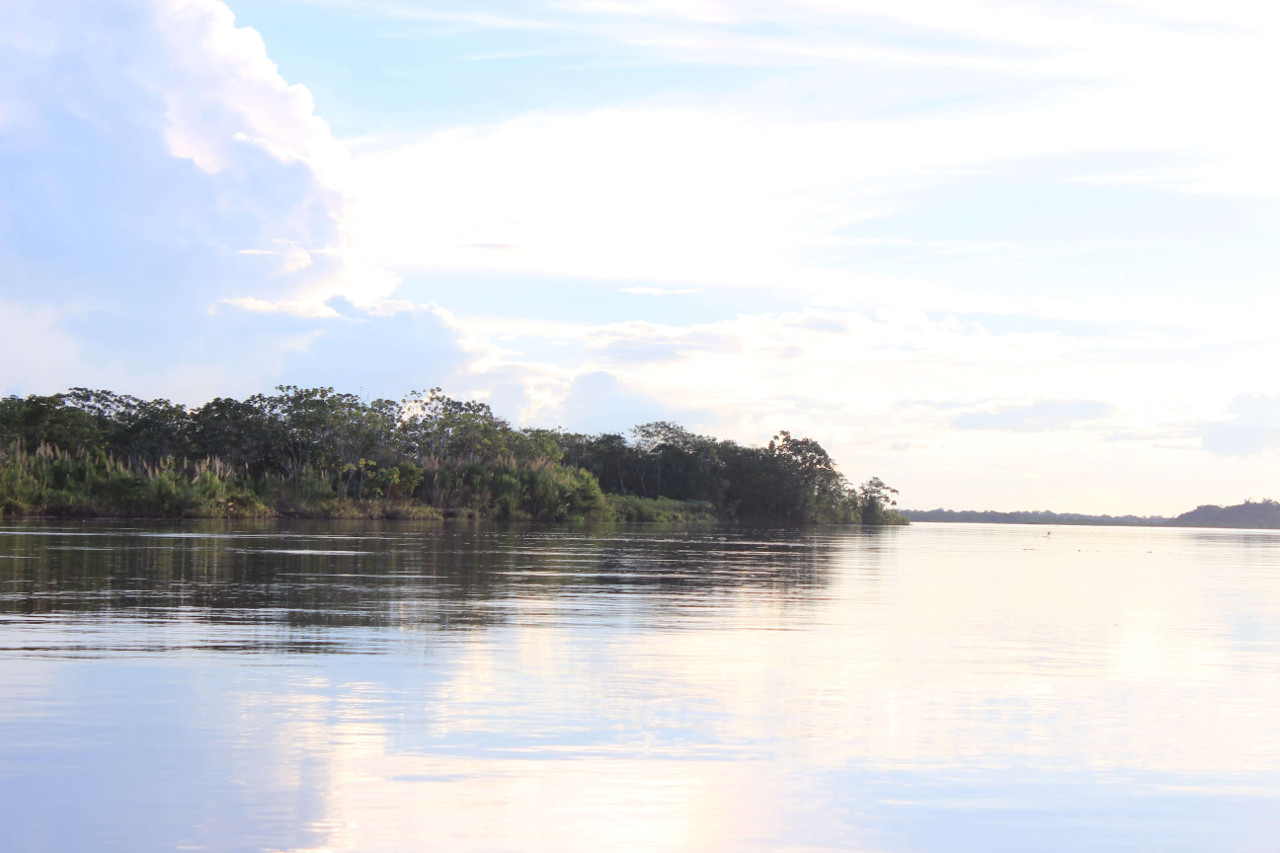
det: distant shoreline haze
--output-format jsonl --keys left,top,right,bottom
{"left": 904, "top": 501, "right": 1280, "bottom": 530}
{"left": 0, "top": 386, "right": 905, "bottom": 525}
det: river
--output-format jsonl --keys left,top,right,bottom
{"left": 2, "top": 521, "right": 1278, "bottom": 851}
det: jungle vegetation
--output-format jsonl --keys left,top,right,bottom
{"left": 0, "top": 386, "right": 905, "bottom": 524}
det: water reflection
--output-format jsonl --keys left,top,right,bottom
{"left": 0, "top": 521, "right": 854, "bottom": 642}
{"left": 2, "top": 522, "right": 1280, "bottom": 851}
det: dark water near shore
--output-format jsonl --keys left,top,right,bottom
{"left": 2, "top": 520, "right": 1280, "bottom": 851}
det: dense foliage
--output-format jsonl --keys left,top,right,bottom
{"left": 556, "top": 423, "right": 901, "bottom": 524}
{"left": 0, "top": 387, "right": 903, "bottom": 524}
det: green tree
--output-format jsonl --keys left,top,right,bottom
{"left": 858, "top": 476, "right": 900, "bottom": 525}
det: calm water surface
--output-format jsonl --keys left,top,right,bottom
{"left": 2, "top": 521, "right": 1279, "bottom": 851}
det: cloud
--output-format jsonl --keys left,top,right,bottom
{"left": 0, "top": 0, "right": 398, "bottom": 316}
{"left": 953, "top": 400, "right": 1115, "bottom": 432}
{"left": 145, "top": 0, "right": 402, "bottom": 311}
{"left": 263, "top": 303, "right": 469, "bottom": 399}
{"left": 341, "top": 43, "right": 1280, "bottom": 307}
{"left": 221, "top": 296, "right": 341, "bottom": 318}
{"left": 1199, "top": 395, "right": 1280, "bottom": 457}
{"left": 540, "top": 370, "right": 686, "bottom": 434}
{"left": 215, "top": 0, "right": 1280, "bottom": 322}
{"left": 619, "top": 287, "right": 702, "bottom": 296}
{"left": 148, "top": 0, "right": 345, "bottom": 178}
{"left": 0, "top": 300, "right": 92, "bottom": 392}
{"left": 412, "top": 299, "right": 1280, "bottom": 513}
{"left": 432, "top": 305, "right": 1129, "bottom": 442}
{"left": 0, "top": 0, "right": 430, "bottom": 399}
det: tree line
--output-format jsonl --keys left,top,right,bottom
{"left": 903, "top": 500, "right": 1280, "bottom": 530}
{"left": 901, "top": 508, "right": 1166, "bottom": 526}
{"left": 0, "top": 386, "right": 903, "bottom": 524}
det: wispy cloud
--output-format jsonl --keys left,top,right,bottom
{"left": 953, "top": 399, "right": 1114, "bottom": 432}
{"left": 619, "top": 286, "right": 701, "bottom": 295}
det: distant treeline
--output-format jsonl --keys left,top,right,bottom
{"left": 905, "top": 499, "right": 1280, "bottom": 530}
{"left": 0, "top": 386, "right": 905, "bottom": 524}
{"left": 902, "top": 509, "right": 1167, "bottom": 526}
{"left": 1166, "top": 500, "right": 1280, "bottom": 529}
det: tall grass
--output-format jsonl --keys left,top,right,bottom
{"left": 605, "top": 494, "right": 718, "bottom": 523}
{"left": 0, "top": 442, "right": 612, "bottom": 521}
{"left": 0, "top": 443, "right": 272, "bottom": 518}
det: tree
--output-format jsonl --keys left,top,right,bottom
{"left": 189, "top": 396, "right": 281, "bottom": 477}
{"left": 0, "top": 394, "right": 104, "bottom": 454}
{"left": 858, "top": 477, "right": 900, "bottom": 525}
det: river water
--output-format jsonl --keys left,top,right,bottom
{"left": 1, "top": 520, "right": 1279, "bottom": 851}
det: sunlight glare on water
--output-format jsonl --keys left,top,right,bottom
{"left": 2, "top": 521, "right": 1280, "bottom": 851}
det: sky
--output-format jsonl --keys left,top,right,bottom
{"left": 3, "top": 0, "right": 1280, "bottom": 515}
